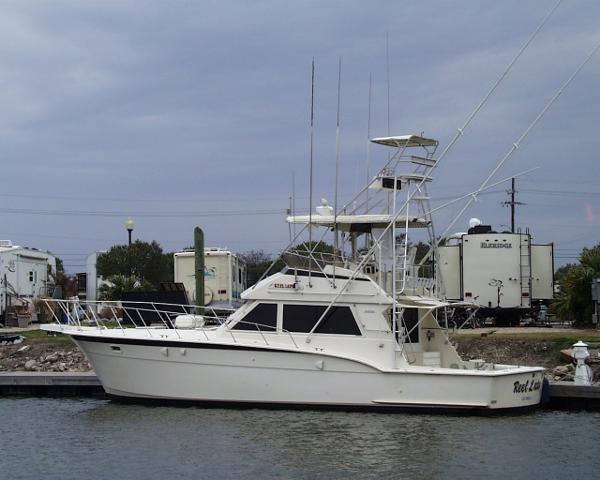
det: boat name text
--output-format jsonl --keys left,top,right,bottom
{"left": 271, "top": 283, "right": 297, "bottom": 289}
{"left": 513, "top": 379, "right": 541, "bottom": 394}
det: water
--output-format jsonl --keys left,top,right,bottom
{"left": 1, "top": 399, "right": 598, "bottom": 480}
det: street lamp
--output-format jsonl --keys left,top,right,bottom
{"left": 126, "top": 217, "right": 134, "bottom": 246}
{"left": 126, "top": 217, "right": 134, "bottom": 279}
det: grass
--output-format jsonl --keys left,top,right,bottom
{"left": 20, "top": 330, "right": 74, "bottom": 345}
{"left": 454, "top": 329, "right": 600, "bottom": 341}
{"left": 544, "top": 336, "right": 600, "bottom": 351}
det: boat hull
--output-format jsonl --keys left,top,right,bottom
{"left": 73, "top": 335, "right": 544, "bottom": 411}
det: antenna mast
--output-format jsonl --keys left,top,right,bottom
{"left": 365, "top": 73, "right": 372, "bottom": 249}
{"left": 308, "top": 59, "right": 315, "bottom": 287}
{"left": 386, "top": 32, "right": 391, "bottom": 136}
{"left": 333, "top": 57, "right": 342, "bottom": 286}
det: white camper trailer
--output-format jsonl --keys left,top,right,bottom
{"left": 173, "top": 248, "right": 246, "bottom": 308}
{"left": 0, "top": 240, "right": 57, "bottom": 321}
{"left": 438, "top": 223, "right": 554, "bottom": 323}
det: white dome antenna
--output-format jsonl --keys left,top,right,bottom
{"left": 469, "top": 218, "right": 482, "bottom": 229}
{"left": 316, "top": 198, "right": 334, "bottom": 216}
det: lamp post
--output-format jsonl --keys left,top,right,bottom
{"left": 126, "top": 217, "right": 134, "bottom": 246}
{"left": 126, "top": 218, "right": 134, "bottom": 279}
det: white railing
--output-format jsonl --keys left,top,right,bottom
{"left": 403, "top": 276, "right": 437, "bottom": 295}
{"left": 42, "top": 298, "right": 301, "bottom": 349}
{"left": 42, "top": 299, "right": 232, "bottom": 338}
{"left": 226, "top": 319, "right": 300, "bottom": 349}
{"left": 282, "top": 249, "right": 346, "bottom": 271}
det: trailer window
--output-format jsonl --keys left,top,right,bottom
{"left": 232, "top": 303, "right": 277, "bottom": 331}
{"left": 283, "top": 305, "right": 361, "bottom": 335}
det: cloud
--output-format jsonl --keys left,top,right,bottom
{"left": 0, "top": 0, "right": 598, "bottom": 268}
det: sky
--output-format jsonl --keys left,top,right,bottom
{"left": 1, "top": 0, "right": 599, "bottom": 273}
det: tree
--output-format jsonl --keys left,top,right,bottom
{"left": 239, "top": 250, "right": 285, "bottom": 287}
{"left": 48, "top": 256, "right": 77, "bottom": 298}
{"left": 98, "top": 275, "right": 154, "bottom": 301}
{"left": 96, "top": 240, "right": 173, "bottom": 288}
{"left": 240, "top": 242, "right": 338, "bottom": 287}
{"left": 552, "top": 244, "right": 600, "bottom": 327}
{"left": 53, "top": 271, "right": 78, "bottom": 298}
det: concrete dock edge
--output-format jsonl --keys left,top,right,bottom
{"left": 0, "top": 372, "right": 105, "bottom": 397}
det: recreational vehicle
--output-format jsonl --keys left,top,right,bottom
{"left": 173, "top": 248, "right": 246, "bottom": 308}
{"left": 0, "top": 240, "right": 57, "bottom": 322}
{"left": 438, "top": 222, "right": 554, "bottom": 324}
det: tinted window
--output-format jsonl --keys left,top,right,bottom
{"left": 283, "top": 305, "right": 361, "bottom": 335}
{"left": 232, "top": 303, "right": 277, "bottom": 331}
{"left": 400, "top": 308, "right": 419, "bottom": 343}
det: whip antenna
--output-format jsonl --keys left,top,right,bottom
{"left": 308, "top": 58, "right": 315, "bottom": 286}
{"left": 333, "top": 57, "right": 342, "bottom": 285}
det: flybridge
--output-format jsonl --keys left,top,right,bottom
{"left": 285, "top": 132, "right": 441, "bottom": 301}
{"left": 286, "top": 213, "right": 431, "bottom": 230}
{"left": 370, "top": 135, "right": 438, "bottom": 148}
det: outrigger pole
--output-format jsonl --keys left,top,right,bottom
{"left": 435, "top": 37, "right": 600, "bottom": 245}
{"left": 254, "top": 0, "right": 566, "bottom": 304}
{"left": 333, "top": 56, "right": 342, "bottom": 287}
{"left": 304, "top": 0, "right": 571, "bottom": 353}
{"left": 308, "top": 58, "right": 315, "bottom": 288}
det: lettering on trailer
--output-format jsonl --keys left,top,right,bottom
{"left": 513, "top": 379, "right": 541, "bottom": 394}
{"left": 481, "top": 242, "right": 512, "bottom": 249}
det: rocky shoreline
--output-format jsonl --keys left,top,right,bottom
{"left": 0, "top": 341, "right": 91, "bottom": 372}
{"left": 454, "top": 335, "right": 600, "bottom": 382}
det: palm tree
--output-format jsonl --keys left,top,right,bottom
{"left": 98, "top": 275, "right": 153, "bottom": 301}
{"left": 552, "top": 244, "right": 600, "bottom": 326}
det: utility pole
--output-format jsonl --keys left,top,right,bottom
{"left": 502, "top": 177, "right": 525, "bottom": 233}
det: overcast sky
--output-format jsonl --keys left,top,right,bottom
{"left": 1, "top": 0, "right": 599, "bottom": 272}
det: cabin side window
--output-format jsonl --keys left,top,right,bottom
{"left": 282, "top": 305, "right": 361, "bottom": 335}
{"left": 232, "top": 303, "right": 277, "bottom": 331}
{"left": 400, "top": 308, "right": 419, "bottom": 343}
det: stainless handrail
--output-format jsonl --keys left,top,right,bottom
{"left": 42, "top": 299, "right": 301, "bottom": 350}
{"left": 40, "top": 299, "right": 231, "bottom": 330}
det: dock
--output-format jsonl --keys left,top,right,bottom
{"left": 0, "top": 372, "right": 105, "bottom": 397}
{"left": 545, "top": 381, "right": 600, "bottom": 410}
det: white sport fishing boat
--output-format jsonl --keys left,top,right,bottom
{"left": 42, "top": 134, "right": 545, "bottom": 411}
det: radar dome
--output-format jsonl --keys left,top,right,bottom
{"left": 469, "top": 218, "right": 482, "bottom": 229}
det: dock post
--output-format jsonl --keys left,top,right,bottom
{"left": 573, "top": 341, "right": 592, "bottom": 386}
{"left": 194, "top": 227, "right": 205, "bottom": 315}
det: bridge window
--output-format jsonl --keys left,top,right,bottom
{"left": 283, "top": 305, "right": 361, "bottom": 335}
{"left": 232, "top": 303, "right": 277, "bottom": 331}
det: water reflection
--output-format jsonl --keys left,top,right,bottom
{"left": 1, "top": 399, "right": 599, "bottom": 480}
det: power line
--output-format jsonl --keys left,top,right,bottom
{"left": 0, "top": 207, "right": 286, "bottom": 218}
{"left": 520, "top": 189, "right": 600, "bottom": 197}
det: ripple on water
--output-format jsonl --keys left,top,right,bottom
{"left": 1, "top": 399, "right": 599, "bottom": 480}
